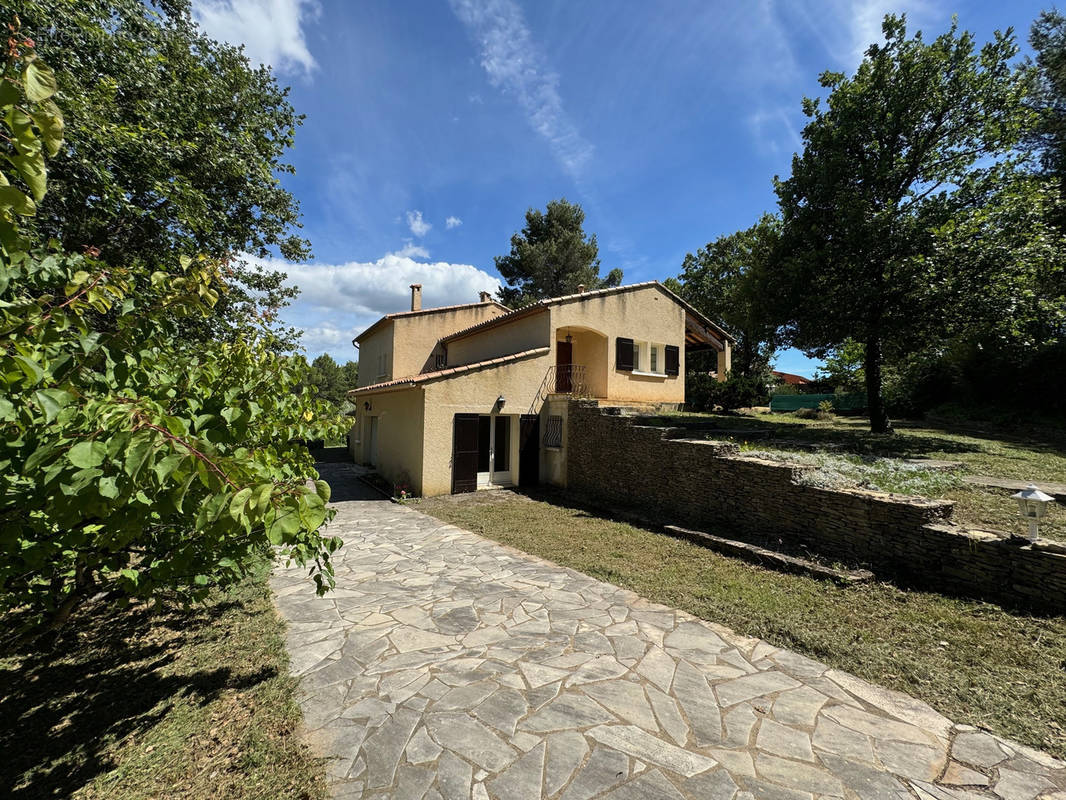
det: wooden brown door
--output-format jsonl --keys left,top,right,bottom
{"left": 555, "top": 340, "right": 573, "bottom": 393}
{"left": 452, "top": 414, "right": 479, "bottom": 493}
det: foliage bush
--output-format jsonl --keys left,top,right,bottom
{"left": 686, "top": 371, "right": 769, "bottom": 412}
{"left": 0, "top": 33, "right": 344, "bottom": 636}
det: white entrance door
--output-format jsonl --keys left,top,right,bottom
{"left": 476, "top": 414, "right": 512, "bottom": 487}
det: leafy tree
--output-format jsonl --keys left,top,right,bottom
{"left": 774, "top": 15, "right": 1037, "bottom": 433}
{"left": 5, "top": 0, "right": 309, "bottom": 343}
{"left": 0, "top": 33, "right": 343, "bottom": 638}
{"left": 341, "top": 359, "right": 359, "bottom": 392}
{"left": 674, "top": 215, "right": 781, "bottom": 377}
{"left": 495, "top": 198, "right": 622, "bottom": 307}
{"left": 813, "top": 339, "right": 866, "bottom": 393}
{"left": 1029, "top": 9, "right": 1066, "bottom": 229}
{"left": 306, "top": 354, "right": 359, "bottom": 406}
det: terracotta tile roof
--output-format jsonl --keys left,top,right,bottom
{"left": 349, "top": 346, "right": 551, "bottom": 395}
{"left": 353, "top": 299, "right": 511, "bottom": 343}
{"left": 439, "top": 281, "right": 735, "bottom": 345}
{"left": 772, "top": 370, "right": 812, "bottom": 385}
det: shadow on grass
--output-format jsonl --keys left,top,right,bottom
{"left": 501, "top": 485, "right": 1062, "bottom": 619}
{"left": 0, "top": 597, "right": 277, "bottom": 799}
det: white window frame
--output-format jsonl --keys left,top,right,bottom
{"left": 632, "top": 339, "right": 666, "bottom": 377}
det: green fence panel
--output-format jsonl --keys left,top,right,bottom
{"left": 769, "top": 393, "right": 866, "bottom": 412}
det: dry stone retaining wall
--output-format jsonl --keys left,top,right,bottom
{"left": 565, "top": 400, "right": 1066, "bottom": 613}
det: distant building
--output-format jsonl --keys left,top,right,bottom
{"left": 772, "top": 370, "right": 812, "bottom": 387}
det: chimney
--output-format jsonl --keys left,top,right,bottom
{"left": 479, "top": 290, "right": 492, "bottom": 303}
{"left": 577, "top": 284, "right": 586, "bottom": 293}
{"left": 410, "top": 283, "right": 422, "bottom": 312}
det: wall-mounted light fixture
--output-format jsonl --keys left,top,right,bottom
{"left": 496, "top": 395, "right": 506, "bottom": 409}
{"left": 363, "top": 401, "right": 372, "bottom": 412}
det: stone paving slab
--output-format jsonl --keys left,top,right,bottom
{"left": 271, "top": 464, "right": 1066, "bottom": 800}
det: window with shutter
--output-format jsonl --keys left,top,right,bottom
{"left": 665, "top": 345, "right": 680, "bottom": 376}
{"left": 616, "top": 337, "right": 634, "bottom": 371}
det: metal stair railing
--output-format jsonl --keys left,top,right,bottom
{"left": 528, "top": 364, "right": 589, "bottom": 414}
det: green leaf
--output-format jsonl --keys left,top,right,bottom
{"left": 124, "top": 432, "right": 154, "bottom": 478}
{"left": 152, "top": 453, "right": 184, "bottom": 483}
{"left": 229, "top": 487, "right": 252, "bottom": 521}
{"left": 12, "top": 354, "right": 45, "bottom": 385}
{"left": 0, "top": 185, "right": 36, "bottom": 216}
{"left": 68, "top": 440, "right": 107, "bottom": 469}
{"left": 99, "top": 476, "right": 120, "bottom": 499}
{"left": 30, "top": 101, "right": 64, "bottom": 156}
{"left": 34, "top": 388, "right": 74, "bottom": 423}
{"left": 314, "top": 479, "right": 331, "bottom": 503}
{"left": 8, "top": 150, "right": 47, "bottom": 202}
{"left": 24, "top": 60, "right": 58, "bottom": 103}
{"left": 267, "top": 504, "right": 301, "bottom": 544}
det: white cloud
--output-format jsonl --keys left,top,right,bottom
{"left": 746, "top": 107, "right": 802, "bottom": 156}
{"left": 249, "top": 253, "right": 502, "bottom": 361}
{"left": 779, "top": 0, "right": 938, "bottom": 70}
{"left": 192, "top": 0, "right": 318, "bottom": 75}
{"left": 450, "top": 0, "right": 594, "bottom": 176}
{"left": 845, "top": 0, "right": 935, "bottom": 65}
{"left": 406, "top": 210, "right": 432, "bottom": 237}
{"left": 390, "top": 241, "right": 431, "bottom": 259}
{"left": 445, "top": 216, "right": 463, "bottom": 229}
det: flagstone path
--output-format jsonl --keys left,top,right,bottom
{"left": 271, "top": 463, "right": 1066, "bottom": 800}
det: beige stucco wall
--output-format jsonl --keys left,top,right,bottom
{"left": 420, "top": 352, "right": 551, "bottom": 497}
{"left": 550, "top": 286, "right": 686, "bottom": 404}
{"left": 356, "top": 324, "right": 394, "bottom": 387}
{"left": 349, "top": 387, "right": 426, "bottom": 494}
{"left": 541, "top": 395, "right": 570, "bottom": 488}
{"left": 391, "top": 304, "right": 508, "bottom": 378}
{"left": 446, "top": 309, "right": 551, "bottom": 368}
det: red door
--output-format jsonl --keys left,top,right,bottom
{"left": 452, "top": 414, "right": 479, "bottom": 493}
{"left": 555, "top": 340, "right": 573, "bottom": 393}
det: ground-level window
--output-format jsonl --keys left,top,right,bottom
{"left": 544, "top": 415, "right": 563, "bottom": 448}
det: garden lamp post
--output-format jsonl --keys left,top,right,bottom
{"left": 1011, "top": 484, "right": 1054, "bottom": 541}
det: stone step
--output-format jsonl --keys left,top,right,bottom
{"left": 662, "top": 525, "right": 874, "bottom": 585}
{"left": 961, "top": 475, "right": 1066, "bottom": 502}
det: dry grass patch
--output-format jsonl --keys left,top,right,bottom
{"left": 0, "top": 567, "right": 328, "bottom": 800}
{"left": 419, "top": 490, "right": 1066, "bottom": 757}
{"left": 653, "top": 410, "right": 1066, "bottom": 539}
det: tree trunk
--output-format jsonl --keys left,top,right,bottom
{"left": 865, "top": 335, "right": 892, "bottom": 434}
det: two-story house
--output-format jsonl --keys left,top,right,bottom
{"left": 348, "top": 281, "right": 733, "bottom": 496}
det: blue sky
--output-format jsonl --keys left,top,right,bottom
{"left": 193, "top": 0, "right": 1050, "bottom": 374}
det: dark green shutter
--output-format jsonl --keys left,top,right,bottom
{"left": 616, "top": 337, "right": 634, "bottom": 371}
{"left": 665, "top": 345, "right": 680, "bottom": 376}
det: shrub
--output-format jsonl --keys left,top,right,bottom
{"left": 0, "top": 35, "right": 346, "bottom": 637}
{"left": 686, "top": 371, "right": 769, "bottom": 412}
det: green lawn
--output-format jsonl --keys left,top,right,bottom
{"left": 418, "top": 490, "right": 1066, "bottom": 758}
{"left": 652, "top": 410, "right": 1066, "bottom": 540}
{"left": 0, "top": 568, "right": 328, "bottom": 800}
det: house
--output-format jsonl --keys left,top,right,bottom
{"left": 348, "top": 281, "right": 734, "bottom": 497}
{"left": 771, "top": 370, "right": 812, "bottom": 387}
